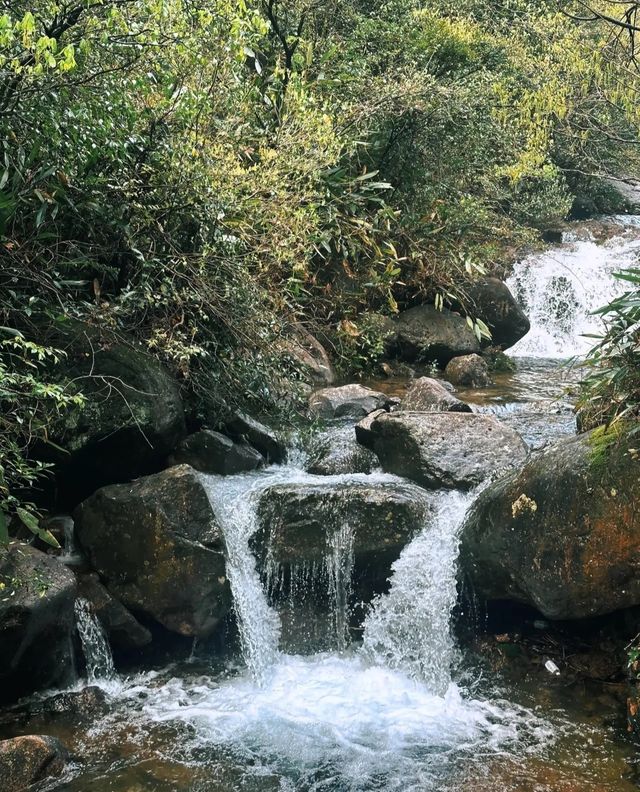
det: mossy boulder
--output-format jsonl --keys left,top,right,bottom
{"left": 45, "top": 320, "right": 185, "bottom": 505}
{"left": 460, "top": 428, "right": 640, "bottom": 619}
{"left": 0, "top": 545, "right": 77, "bottom": 704}
{"left": 74, "top": 465, "right": 231, "bottom": 637}
{"left": 464, "top": 277, "right": 530, "bottom": 350}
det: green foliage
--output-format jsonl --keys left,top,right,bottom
{"left": 579, "top": 269, "right": 640, "bottom": 431}
{"left": 0, "top": 0, "right": 639, "bottom": 522}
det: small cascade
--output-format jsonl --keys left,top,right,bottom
{"left": 362, "top": 490, "right": 473, "bottom": 695}
{"left": 202, "top": 472, "right": 282, "bottom": 683}
{"left": 326, "top": 520, "right": 355, "bottom": 651}
{"left": 506, "top": 218, "right": 640, "bottom": 357}
{"left": 74, "top": 597, "right": 115, "bottom": 682}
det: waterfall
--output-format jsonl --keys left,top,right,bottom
{"left": 362, "top": 490, "right": 473, "bottom": 695}
{"left": 202, "top": 472, "right": 282, "bottom": 683}
{"left": 506, "top": 218, "right": 640, "bottom": 357}
{"left": 74, "top": 597, "right": 115, "bottom": 682}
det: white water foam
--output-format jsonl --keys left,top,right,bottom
{"left": 507, "top": 218, "right": 640, "bottom": 357}
{"left": 362, "top": 490, "right": 473, "bottom": 695}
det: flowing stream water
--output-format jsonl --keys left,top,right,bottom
{"left": 11, "top": 215, "right": 640, "bottom": 791}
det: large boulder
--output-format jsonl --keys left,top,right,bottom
{"left": 0, "top": 735, "right": 67, "bottom": 791}
{"left": 308, "top": 384, "right": 393, "bottom": 420}
{"left": 170, "top": 430, "right": 264, "bottom": 474}
{"left": 74, "top": 465, "right": 231, "bottom": 637}
{"left": 465, "top": 277, "right": 530, "bottom": 349}
{"left": 45, "top": 321, "right": 185, "bottom": 505}
{"left": 0, "top": 545, "right": 77, "bottom": 704}
{"left": 361, "top": 412, "right": 528, "bottom": 490}
{"left": 444, "top": 354, "right": 491, "bottom": 388}
{"left": 401, "top": 377, "right": 471, "bottom": 413}
{"left": 390, "top": 305, "right": 480, "bottom": 365}
{"left": 77, "top": 573, "right": 151, "bottom": 649}
{"left": 255, "top": 480, "right": 429, "bottom": 579}
{"left": 225, "top": 412, "right": 286, "bottom": 464}
{"left": 460, "top": 429, "right": 640, "bottom": 620}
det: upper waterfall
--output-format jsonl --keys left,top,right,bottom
{"left": 506, "top": 217, "right": 640, "bottom": 358}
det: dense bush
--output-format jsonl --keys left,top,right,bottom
{"left": 0, "top": 0, "right": 639, "bottom": 524}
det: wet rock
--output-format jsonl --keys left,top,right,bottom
{"left": 0, "top": 686, "right": 108, "bottom": 727}
{"left": 74, "top": 465, "right": 231, "bottom": 637}
{"left": 401, "top": 376, "right": 471, "bottom": 413}
{"left": 354, "top": 409, "right": 386, "bottom": 451}
{"left": 225, "top": 412, "right": 286, "bottom": 464}
{"left": 464, "top": 277, "right": 530, "bottom": 349}
{"left": 308, "top": 384, "right": 393, "bottom": 420}
{"left": 170, "top": 430, "right": 264, "bottom": 474}
{"left": 444, "top": 354, "right": 491, "bottom": 388}
{"left": 45, "top": 321, "right": 185, "bottom": 506}
{"left": 0, "top": 545, "right": 77, "bottom": 705}
{"left": 362, "top": 411, "right": 528, "bottom": 490}
{"left": 0, "top": 735, "right": 67, "bottom": 790}
{"left": 306, "top": 426, "right": 378, "bottom": 475}
{"left": 390, "top": 305, "right": 480, "bottom": 365}
{"left": 460, "top": 429, "right": 640, "bottom": 619}
{"left": 77, "top": 573, "right": 151, "bottom": 649}
{"left": 255, "top": 480, "right": 429, "bottom": 573}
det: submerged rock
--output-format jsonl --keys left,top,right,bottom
{"left": 0, "top": 735, "right": 67, "bottom": 791}
{"left": 401, "top": 376, "right": 471, "bottom": 413}
{"left": 170, "top": 429, "right": 264, "bottom": 474}
{"left": 444, "top": 354, "right": 491, "bottom": 388}
{"left": 0, "top": 545, "right": 77, "bottom": 704}
{"left": 464, "top": 277, "right": 530, "bottom": 350}
{"left": 361, "top": 411, "right": 528, "bottom": 490}
{"left": 308, "top": 384, "right": 392, "bottom": 420}
{"left": 390, "top": 305, "right": 480, "bottom": 365}
{"left": 225, "top": 412, "right": 286, "bottom": 464}
{"left": 74, "top": 465, "right": 231, "bottom": 637}
{"left": 77, "top": 572, "right": 151, "bottom": 649}
{"left": 0, "top": 686, "right": 108, "bottom": 727}
{"left": 461, "top": 429, "right": 640, "bottom": 619}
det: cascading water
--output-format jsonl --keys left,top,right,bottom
{"left": 506, "top": 217, "right": 640, "bottom": 357}
{"left": 362, "top": 490, "right": 473, "bottom": 695}
{"left": 74, "top": 597, "right": 115, "bottom": 682}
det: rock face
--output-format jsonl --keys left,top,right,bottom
{"left": 460, "top": 430, "right": 640, "bottom": 620}
{"left": 444, "top": 354, "right": 491, "bottom": 388}
{"left": 362, "top": 412, "right": 528, "bottom": 490}
{"left": 285, "top": 323, "right": 335, "bottom": 385}
{"left": 308, "top": 384, "right": 392, "bottom": 420}
{"left": 225, "top": 413, "right": 286, "bottom": 464}
{"left": 170, "top": 430, "right": 264, "bottom": 474}
{"left": 0, "top": 735, "right": 67, "bottom": 791}
{"left": 465, "top": 277, "right": 530, "bottom": 349}
{"left": 74, "top": 465, "right": 231, "bottom": 637}
{"left": 401, "top": 377, "right": 471, "bottom": 413}
{"left": 255, "top": 480, "right": 429, "bottom": 571}
{"left": 0, "top": 545, "right": 77, "bottom": 704}
{"left": 77, "top": 573, "right": 151, "bottom": 649}
{"left": 390, "top": 305, "right": 480, "bottom": 365}
{"left": 48, "top": 321, "right": 185, "bottom": 505}
{"left": 307, "top": 426, "right": 378, "bottom": 475}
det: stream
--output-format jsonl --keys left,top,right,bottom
{"left": 6, "top": 216, "right": 640, "bottom": 791}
